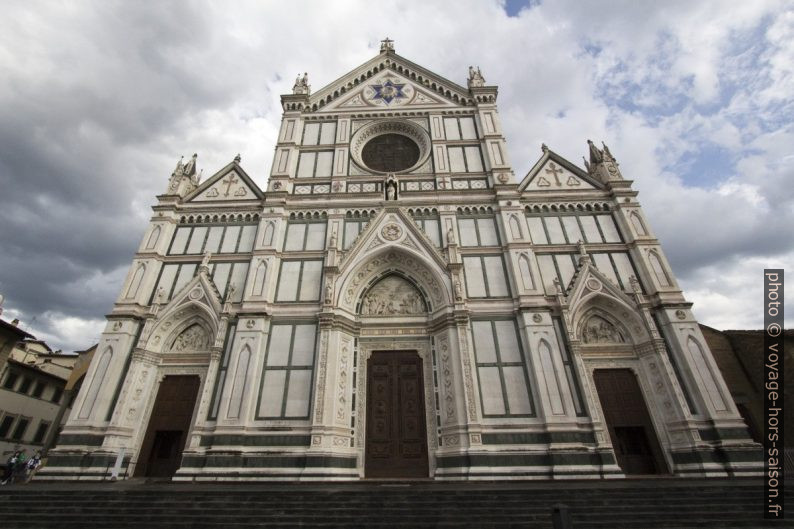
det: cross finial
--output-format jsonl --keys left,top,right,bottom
{"left": 380, "top": 37, "right": 394, "bottom": 52}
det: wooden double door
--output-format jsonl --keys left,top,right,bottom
{"left": 365, "top": 351, "right": 429, "bottom": 478}
{"left": 594, "top": 369, "right": 668, "bottom": 475}
{"left": 135, "top": 375, "right": 201, "bottom": 478}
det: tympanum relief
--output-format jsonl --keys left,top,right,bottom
{"left": 360, "top": 275, "right": 427, "bottom": 316}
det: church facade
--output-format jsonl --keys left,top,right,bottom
{"left": 42, "top": 40, "right": 761, "bottom": 481}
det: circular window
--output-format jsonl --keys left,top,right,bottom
{"left": 361, "top": 134, "right": 420, "bottom": 173}
{"left": 349, "top": 120, "right": 431, "bottom": 175}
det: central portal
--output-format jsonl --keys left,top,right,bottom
{"left": 365, "top": 351, "right": 429, "bottom": 478}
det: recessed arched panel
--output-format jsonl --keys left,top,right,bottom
{"left": 263, "top": 222, "right": 275, "bottom": 246}
{"left": 77, "top": 346, "right": 112, "bottom": 419}
{"left": 518, "top": 253, "right": 534, "bottom": 290}
{"left": 125, "top": 264, "right": 145, "bottom": 299}
{"left": 687, "top": 336, "right": 728, "bottom": 412}
{"left": 145, "top": 226, "right": 161, "bottom": 250}
{"left": 252, "top": 260, "right": 268, "bottom": 296}
{"left": 648, "top": 251, "right": 670, "bottom": 287}
{"left": 630, "top": 212, "right": 647, "bottom": 236}
{"left": 509, "top": 215, "right": 522, "bottom": 240}
{"left": 227, "top": 345, "right": 251, "bottom": 419}
{"left": 538, "top": 339, "right": 565, "bottom": 415}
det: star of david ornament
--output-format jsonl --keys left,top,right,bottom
{"left": 370, "top": 80, "right": 406, "bottom": 104}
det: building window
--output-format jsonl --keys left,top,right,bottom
{"left": 275, "top": 260, "right": 323, "bottom": 302}
{"left": 525, "top": 213, "right": 622, "bottom": 245}
{"left": 283, "top": 221, "right": 327, "bottom": 251}
{"left": 257, "top": 323, "right": 317, "bottom": 419}
{"left": 152, "top": 261, "right": 249, "bottom": 303}
{"left": 535, "top": 252, "right": 640, "bottom": 295}
{"left": 18, "top": 377, "right": 32, "bottom": 395}
{"left": 411, "top": 213, "right": 441, "bottom": 247}
{"left": 10, "top": 417, "right": 29, "bottom": 441}
{"left": 457, "top": 216, "right": 500, "bottom": 246}
{"left": 471, "top": 320, "right": 534, "bottom": 417}
{"left": 51, "top": 386, "right": 63, "bottom": 404}
{"left": 443, "top": 116, "right": 478, "bottom": 140}
{"left": 447, "top": 146, "right": 484, "bottom": 173}
{"left": 2, "top": 371, "right": 18, "bottom": 390}
{"left": 297, "top": 151, "right": 334, "bottom": 178}
{"left": 463, "top": 255, "right": 510, "bottom": 298}
{"left": 168, "top": 224, "right": 257, "bottom": 255}
{"left": 302, "top": 121, "right": 337, "bottom": 146}
{"left": 32, "top": 421, "right": 50, "bottom": 444}
{"left": 0, "top": 414, "right": 14, "bottom": 438}
{"left": 32, "top": 381, "right": 46, "bottom": 399}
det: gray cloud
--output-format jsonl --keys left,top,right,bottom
{"left": 0, "top": 1, "right": 791, "bottom": 350}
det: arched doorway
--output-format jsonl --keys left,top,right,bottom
{"left": 134, "top": 375, "right": 201, "bottom": 478}
{"left": 593, "top": 369, "right": 668, "bottom": 475}
{"left": 358, "top": 274, "right": 431, "bottom": 478}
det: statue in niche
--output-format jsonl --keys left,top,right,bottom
{"left": 581, "top": 315, "right": 626, "bottom": 344}
{"left": 360, "top": 275, "right": 426, "bottom": 316}
{"left": 170, "top": 324, "right": 209, "bottom": 352}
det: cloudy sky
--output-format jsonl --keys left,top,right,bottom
{"left": 0, "top": 0, "right": 791, "bottom": 352}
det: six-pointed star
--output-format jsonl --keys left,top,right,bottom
{"left": 371, "top": 80, "right": 407, "bottom": 104}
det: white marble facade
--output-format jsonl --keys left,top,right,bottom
{"left": 42, "top": 40, "right": 761, "bottom": 481}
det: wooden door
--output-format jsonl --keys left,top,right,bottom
{"left": 365, "top": 351, "right": 429, "bottom": 478}
{"left": 135, "top": 375, "right": 201, "bottom": 478}
{"left": 593, "top": 369, "right": 667, "bottom": 475}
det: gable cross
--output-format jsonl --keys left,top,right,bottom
{"left": 222, "top": 174, "right": 239, "bottom": 197}
{"left": 545, "top": 162, "right": 563, "bottom": 186}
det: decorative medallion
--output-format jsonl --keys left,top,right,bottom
{"left": 585, "top": 278, "right": 602, "bottom": 292}
{"left": 675, "top": 309, "right": 687, "bottom": 320}
{"left": 188, "top": 288, "right": 204, "bottom": 300}
{"left": 381, "top": 223, "right": 402, "bottom": 241}
{"left": 370, "top": 79, "right": 407, "bottom": 105}
{"left": 532, "top": 313, "right": 543, "bottom": 323}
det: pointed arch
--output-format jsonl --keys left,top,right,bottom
{"left": 227, "top": 344, "right": 252, "bottom": 419}
{"left": 509, "top": 215, "right": 522, "bottom": 240}
{"left": 357, "top": 272, "right": 429, "bottom": 315}
{"left": 125, "top": 263, "right": 145, "bottom": 299}
{"left": 145, "top": 226, "right": 161, "bottom": 249}
{"left": 538, "top": 338, "right": 565, "bottom": 415}
{"left": 629, "top": 212, "right": 647, "bottom": 236}
{"left": 77, "top": 346, "right": 112, "bottom": 420}
{"left": 518, "top": 253, "right": 535, "bottom": 290}
{"left": 648, "top": 250, "right": 670, "bottom": 286}
{"left": 262, "top": 221, "right": 275, "bottom": 246}
{"left": 687, "top": 336, "right": 728, "bottom": 411}
{"left": 252, "top": 259, "right": 268, "bottom": 296}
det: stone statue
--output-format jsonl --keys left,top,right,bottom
{"left": 467, "top": 66, "right": 486, "bottom": 88}
{"left": 293, "top": 72, "right": 310, "bottom": 95}
{"left": 386, "top": 181, "right": 397, "bottom": 200}
{"left": 454, "top": 279, "right": 463, "bottom": 301}
{"left": 447, "top": 227, "right": 456, "bottom": 245}
{"left": 201, "top": 251, "right": 212, "bottom": 270}
{"left": 155, "top": 286, "right": 166, "bottom": 304}
{"left": 325, "top": 283, "right": 333, "bottom": 304}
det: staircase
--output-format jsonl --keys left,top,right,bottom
{"left": 0, "top": 478, "right": 786, "bottom": 528}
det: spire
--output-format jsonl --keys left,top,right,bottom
{"left": 166, "top": 153, "right": 200, "bottom": 196}
{"left": 380, "top": 37, "right": 395, "bottom": 53}
{"left": 587, "top": 139, "right": 602, "bottom": 164}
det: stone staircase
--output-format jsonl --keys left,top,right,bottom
{"left": 0, "top": 478, "right": 787, "bottom": 528}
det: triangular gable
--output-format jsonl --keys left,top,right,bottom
{"left": 308, "top": 51, "right": 473, "bottom": 112}
{"left": 564, "top": 257, "right": 636, "bottom": 308}
{"left": 160, "top": 269, "right": 224, "bottom": 320}
{"left": 186, "top": 161, "right": 264, "bottom": 202}
{"left": 519, "top": 148, "right": 602, "bottom": 192}
{"left": 322, "top": 69, "right": 458, "bottom": 112}
{"left": 339, "top": 207, "right": 447, "bottom": 273}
